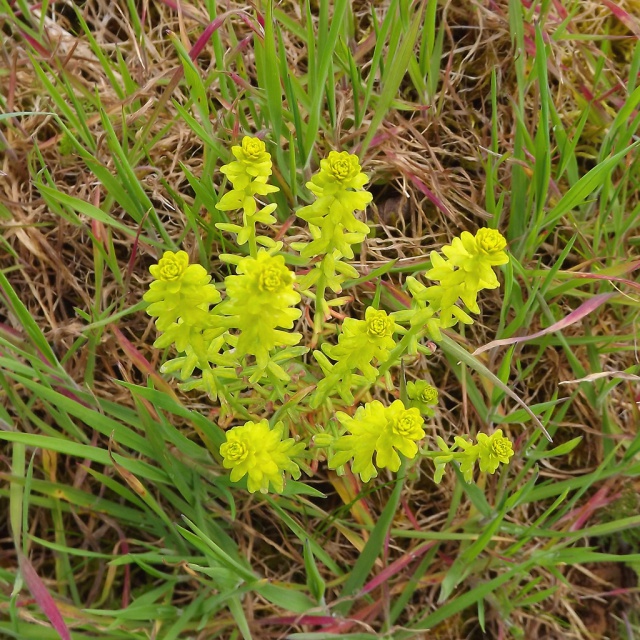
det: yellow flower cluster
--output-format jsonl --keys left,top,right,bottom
{"left": 143, "top": 250, "right": 230, "bottom": 396}
{"left": 326, "top": 400, "right": 425, "bottom": 483}
{"left": 312, "top": 307, "right": 396, "bottom": 406}
{"left": 220, "top": 420, "right": 305, "bottom": 493}
{"left": 144, "top": 250, "right": 223, "bottom": 351}
{"left": 142, "top": 139, "right": 518, "bottom": 496}
{"left": 215, "top": 136, "right": 280, "bottom": 251}
{"left": 420, "top": 228, "right": 509, "bottom": 328}
{"left": 216, "top": 136, "right": 279, "bottom": 216}
{"left": 294, "top": 151, "right": 372, "bottom": 316}
{"left": 433, "top": 429, "right": 514, "bottom": 484}
{"left": 145, "top": 251, "right": 221, "bottom": 332}
{"left": 216, "top": 251, "right": 302, "bottom": 378}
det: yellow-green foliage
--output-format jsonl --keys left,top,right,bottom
{"left": 407, "top": 381, "right": 439, "bottom": 417}
{"left": 325, "top": 400, "right": 425, "bottom": 483}
{"left": 433, "top": 429, "right": 515, "bottom": 484}
{"left": 313, "top": 307, "right": 396, "bottom": 406}
{"left": 220, "top": 419, "right": 305, "bottom": 493}
{"left": 216, "top": 251, "right": 302, "bottom": 375}
{"left": 143, "top": 136, "right": 515, "bottom": 493}
{"left": 294, "top": 151, "right": 373, "bottom": 312}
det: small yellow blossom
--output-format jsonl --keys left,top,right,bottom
{"left": 144, "top": 251, "right": 221, "bottom": 331}
{"left": 225, "top": 252, "right": 298, "bottom": 306}
{"left": 324, "top": 151, "right": 362, "bottom": 185}
{"left": 405, "top": 228, "right": 510, "bottom": 331}
{"left": 150, "top": 250, "right": 189, "bottom": 282}
{"left": 238, "top": 136, "right": 268, "bottom": 163}
{"left": 220, "top": 420, "right": 305, "bottom": 493}
{"left": 259, "top": 263, "right": 289, "bottom": 292}
{"left": 228, "top": 136, "right": 273, "bottom": 180}
{"left": 321, "top": 307, "right": 396, "bottom": 383}
{"left": 366, "top": 308, "right": 395, "bottom": 339}
{"left": 476, "top": 429, "right": 514, "bottom": 473}
{"left": 407, "top": 381, "right": 439, "bottom": 416}
{"left": 216, "top": 136, "right": 279, "bottom": 216}
{"left": 329, "top": 400, "right": 425, "bottom": 483}
{"left": 302, "top": 151, "right": 371, "bottom": 201}
{"left": 218, "top": 251, "right": 301, "bottom": 369}
{"left": 475, "top": 228, "right": 507, "bottom": 255}
{"left": 441, "top": 230, "right": 509, "bottom": 290}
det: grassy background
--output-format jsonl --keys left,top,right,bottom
{"left": 1, "top": 0, "right": 640, "bottom": 638}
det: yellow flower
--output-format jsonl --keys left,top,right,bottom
{"left": 441, "top": 230, "right": 509, "bottom": 290}
{"left": 144, "top": 251, "right": 221, "bottom": 331}
{"left": 219, "top": 251, "right": 301, "bottom": 369}
{"left": 476, "top": 429, "right": 514, "bottom": 473}
{"left": 218, "top": 136, "right": 278, "bottom": 198}
{"left": 329, "top": 400, "right": 425, "bottom": 483}
{"left": 475, "top": 228, "right": 507, "bottom": 255}
{"left": 225, "top": 251, "right": 298, "bottom": 305}
{"left": 231, "top": 136, "right": 272, "bottom": 176}
{"left": 259, "top": 263, "right": 289, "bottom": 292}
{"left": 222, "top": 440, "right": 248, "bottom": 463}
{"left": 366, "top": 308, "right": 395, "bottom": 339}
{"left": 220, "top": 420, "right": 305, "bottom": 493}
{"left": 150, "top": 251, "right": 189, "bottom": 282}
{"left": 408, "top": 228, "right": 510, "bottom": 329}
{"left": 321, "top": 307, "right": 396, "bottom": 383}
{"left": 325, "top": 151, "right": 361, "bottom": 184}
{"left": 389, "top": 402, "right": 424, "bottom": 441}
{"left": 305, "top": 150, "right": 371, "bottom": 196}
{"left": 407, "top": 381, "right": 438, "bottom": 416}
{"left": 239, "top": 136, "right": 267, "bottom": 162}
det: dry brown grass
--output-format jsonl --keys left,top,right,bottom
{"left": 2, "top": 0, "right": 640, "bottom": 638}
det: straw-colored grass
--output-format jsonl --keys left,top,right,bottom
{"left": 1, "top": 0, "right": 640, "bottom": 638}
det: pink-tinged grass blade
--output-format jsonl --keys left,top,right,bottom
{"left": 18, "top": 31, "right": 49, "bottom": 56}
{"left": 360, "top": 541, "right": 435, "bottom": 596}
{"left": 110, "top": 325, "right": 177, "bottom": 398}
{"left": 256, "top": 614, "right": 342, "bottom": 626}
{"left": 554, "top": 262, "right": 640, "bottom": 292}
{"left": 237, "top": 12, "right": 263, "bottom": 36}
{"left": 401, "top": 497, "right": 422, "bottom": 530}
{"left": 473, "top": 292, "right": 616, "bottom": 356}
{"left": 560, "top": 484, "right": 616, "bottom": 531}
{"left": 321, "top": 599, "right": 384, "bottom": 634}
{"left": 405, "top": 172, "right": 453, "bottom": 219}
{"left": 552, "top": 0, "right": 569, "bottom": 19}
{"left": 188, "top": 16, "right": 227, "bottom": 60}
{"left": 109, "top": 523, "right": 132, "bottom": 609}
{"left": 601, "top": 0, "right": 640, "bottom": 37}
{"left": 18, "top": 552, "right": 71, "bottom": 640}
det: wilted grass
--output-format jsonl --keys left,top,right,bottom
{"left": 1, "top": 0, "right": 640, "bottom": 638}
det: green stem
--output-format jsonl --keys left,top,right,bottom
{"left": 248, "top": 218, "right": 257, "bottom": 258}
{"left": 378, "top": 325, "right": 423, "bottom": 376}
{"left": 313, "top": 263, "right": 328, "bottom": 336}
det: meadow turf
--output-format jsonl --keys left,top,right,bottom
{"left": 1, "top": 0, "right": 640, "bottom": 638}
